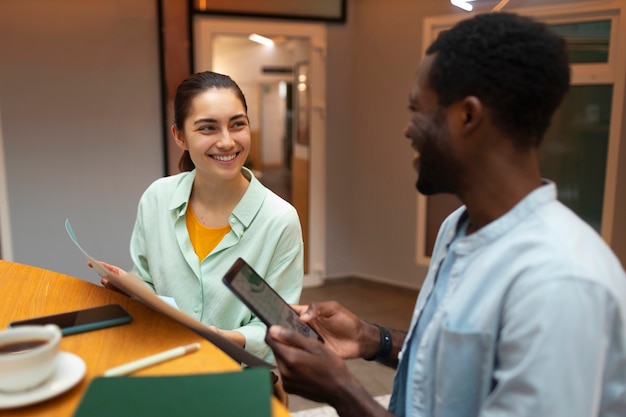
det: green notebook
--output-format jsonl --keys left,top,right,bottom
{"left": 73, "top": 368, "right": 272, "bottom": 417}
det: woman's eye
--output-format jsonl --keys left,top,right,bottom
{"left": 198, "top": 125, "right": 215, "bottom": 132}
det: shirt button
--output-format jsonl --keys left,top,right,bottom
{"left": 194, "top": 307, "right": 199, "bottom": 313}
{"left": 230, "top": 218, "right": 236, "bottom": 224}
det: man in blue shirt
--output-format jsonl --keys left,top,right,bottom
{"left": 266, "top": 12, "right": 626, "bottom": 417}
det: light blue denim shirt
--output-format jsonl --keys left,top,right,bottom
{"left": 130, "top": 168, "right": 304, "bottom": 363}
{"left": 390, "top": 181, "right": 626, "bottom": 416}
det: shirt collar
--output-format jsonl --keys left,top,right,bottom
{"left": 452, "top": 180, "right": 558, "bottom": 254}
{"left": 231, "top": 167, "right": 266, "bottom": 229}
{"left": 168, "top": 167, "right": 266, "bottom": 229}
{"left": 170, "top": 170, "right": 195, "bottom": 214}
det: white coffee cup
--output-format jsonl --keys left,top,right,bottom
{"left": 0, "top": 324, "right": 62, "bottom": 392}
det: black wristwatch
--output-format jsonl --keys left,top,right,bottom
{"left": 365, "top": 324, "right": 392, "bottom": 362}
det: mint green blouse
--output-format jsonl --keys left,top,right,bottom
{"left": 130, "top": 168, "right": 304, "bottom": 363}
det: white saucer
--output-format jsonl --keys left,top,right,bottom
{"left": 0, "top": 351, "right": 86, "bottom": 409}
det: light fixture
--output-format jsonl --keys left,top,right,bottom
{"left": 451, "top": 0, "right": 475, "bottom": 12}
{"left": 450, "top": 0, "right": 510, "bottom": 12}
{"left": 248, "top": 33, "right": 274, "bottom": 47}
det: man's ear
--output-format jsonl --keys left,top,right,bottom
{"left": 171, "top": 125, "right": 188, "bottom": 151}
{"left": 460, "top": 96, "right": 483, "bottom": 134}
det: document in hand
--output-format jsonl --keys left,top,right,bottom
{"left": 64, "top": 219, "right": 272, "bottom": 369}
{"left": 73, "top": 367, "right": 272, "bottom": 417}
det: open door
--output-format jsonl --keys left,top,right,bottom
{"left": 192, "top": 17, "right": 327, "bottom": 286}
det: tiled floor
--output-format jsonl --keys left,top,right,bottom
{"left": 286, "top": 278, "right": 419, "bottom": 414}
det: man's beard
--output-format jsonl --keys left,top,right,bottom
{"left": 415, "top": 150, "right": 453, "bottom": 196}
{"left": 416, "top": 173, "right": 438, "bottom": 195}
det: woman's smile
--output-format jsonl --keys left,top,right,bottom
{"left": 211, "top": 152, "right": 239, "bottom": 162}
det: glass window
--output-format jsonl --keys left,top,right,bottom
{"left": 539, "top": 84, "right": 613, "bottom": 233}
{"left": 549, "top": 20, "right": 611, "bottom": 63}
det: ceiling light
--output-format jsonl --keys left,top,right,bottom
{"left": 450, "top": 0, "right": 511, "bottom": 12}
{"left": 248, "top": 34, "right": 274, "bottom": 47}
{"left": 451, "top": 0, "right": 475, "bottom": 11}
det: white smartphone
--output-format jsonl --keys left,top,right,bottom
{"left": 222, "top": 258, "right": 323, "bottom": 342}
{"left": 9, "top": 304, "right": 132, "bottom": 336}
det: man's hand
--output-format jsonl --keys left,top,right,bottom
{"left": 266, "top": 325, "right": 360, "bottom": 404}
{"left": 292, "top": 301, "right": 381, "bottom": 360}
{"left": 266, "top": 325, "right": 395, "bottom": 417}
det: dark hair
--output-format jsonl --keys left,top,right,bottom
{"left": 173, "top": 71, "right": 248, "bottom": 172}
{"left": 426, "top": 12, "right": 570, "bottom": 148}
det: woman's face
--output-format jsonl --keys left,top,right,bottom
{"left": 175, "top": 87, "right": 250, "bottom": 181}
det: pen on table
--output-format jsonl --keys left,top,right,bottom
{"left": 104, "top": 342, "right": 201, "bottom": 377}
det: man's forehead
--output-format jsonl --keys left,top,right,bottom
{"left": 409, "top": 54, "right": 435, "bottom": 102}
{"left": 416, "top": 54, "right": 435, "bottom": 85}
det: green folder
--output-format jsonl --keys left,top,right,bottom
{"left": 73, "top": 368, "right": 272, "bottom": 417}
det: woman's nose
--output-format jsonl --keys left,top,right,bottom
{"left": 216, "top": 131, "right": 235, "bottom": 148}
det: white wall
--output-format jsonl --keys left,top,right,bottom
{"left": 0, "top": 0, "right": 163, "bottom": 283}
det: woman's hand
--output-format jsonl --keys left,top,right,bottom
{"left": 207, "top": 326, "right": 246, "bottom": 348}
{"left": 88, "top": 261, "right": 130, "bottom": 296}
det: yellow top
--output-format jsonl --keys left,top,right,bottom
{"left": 186, "top": 202, "right": 231, "bottom": 261}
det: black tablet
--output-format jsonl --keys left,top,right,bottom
{"left": 223, "top": 258, "right": 322, "bottom": 342}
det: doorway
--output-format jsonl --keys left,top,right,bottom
{"left": 258, "top": 80, "right": 291, "bottom": 202}
{"left": 193, "top": 17, "right": 327, "bottom": 284}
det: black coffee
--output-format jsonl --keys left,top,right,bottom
{"left": 0, "top": 339, "right": 48, "bottom": 355}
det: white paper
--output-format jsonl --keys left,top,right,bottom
{"left": 157, "top": 296, "right": 180, "bottom": 310}
{"left": 65, "top": 219, "right": 110, "bottom": 277}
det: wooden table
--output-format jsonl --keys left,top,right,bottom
{"left": 0, "top": 260, "right": 290, "bottom": 417}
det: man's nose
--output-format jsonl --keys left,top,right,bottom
{"left": 403, "top": 125, "right": 411, "bottom": 139}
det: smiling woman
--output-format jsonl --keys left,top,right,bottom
{"left": 97, "top": 71, "right": 305, "bottom": 367}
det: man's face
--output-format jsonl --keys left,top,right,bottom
{"left": 405, "top": 55, "right": 459, "bottom": 195}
